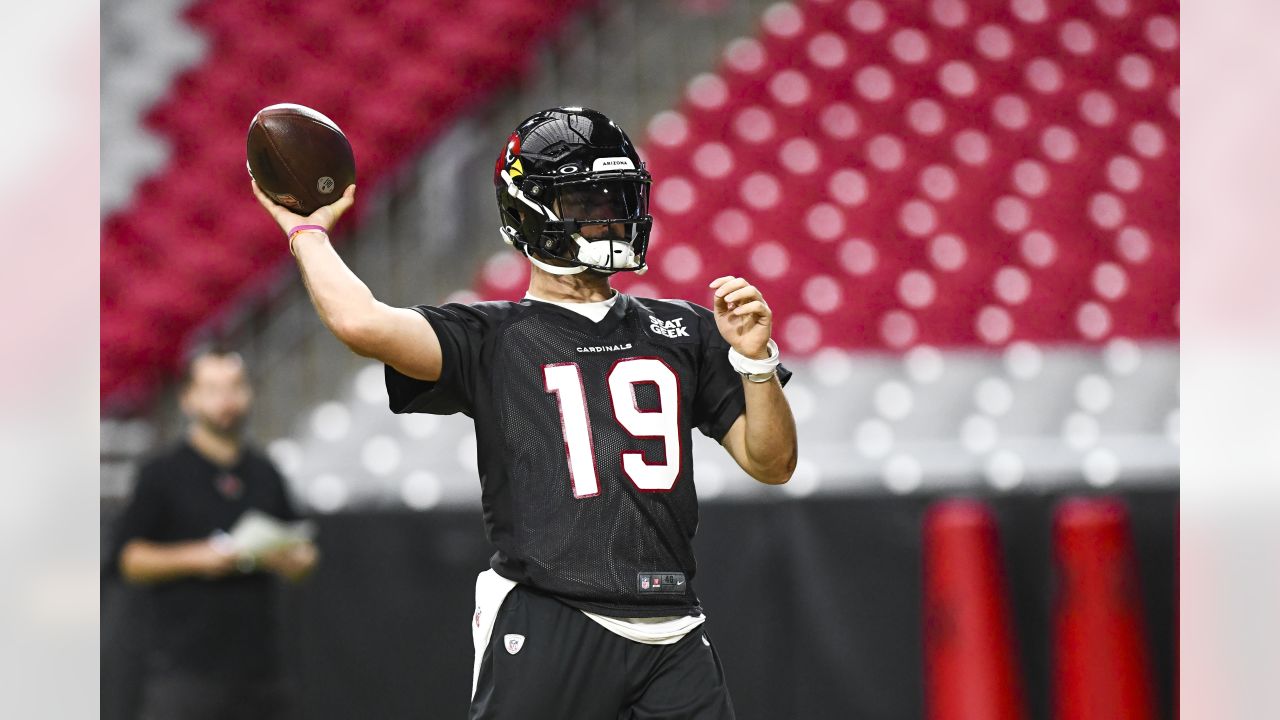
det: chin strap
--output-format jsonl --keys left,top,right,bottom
{"left": 524, "top": 246, "right": 589, "bottom": 275}
{"left": 503, "top": 226, "right": 647, "bottom": 275}
{"left": 572, "top": 234, "right": 642, "bottom": 271}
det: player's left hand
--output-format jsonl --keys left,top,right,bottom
{"left": 710, "top": 276, "right": 773, "bottom": 359}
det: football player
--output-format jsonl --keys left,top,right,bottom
{"left": 253, "top": 106, "right": 798, "bottom": 719}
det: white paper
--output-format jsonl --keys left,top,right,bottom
{"left": 228, "top": 509, "right": 316, "bottom": 556}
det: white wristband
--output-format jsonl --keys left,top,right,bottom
{"left": 728, "top": 339, "right": 781, "bottom": 377}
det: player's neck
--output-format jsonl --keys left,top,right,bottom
{"left": 188, "top": 424, "right": 242, "bottom": 468}
{"left": 527, "top": 266, "right": 615, "bottom": 303}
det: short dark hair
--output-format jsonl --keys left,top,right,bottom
{"left": 180, "top": 345, "right": 245, "bottom": 391}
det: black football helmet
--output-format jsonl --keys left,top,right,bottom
{"left": 494, "top": 107, "right": 652, "bottom": 275}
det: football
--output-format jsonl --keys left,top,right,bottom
{"left": 246, "top": 103, "right": 356, "bottom": 216}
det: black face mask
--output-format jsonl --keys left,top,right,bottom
{"left": 550, "top": 180, "right": 649, "bottom": 245}
{"left": 555, "top": 180, "right": 647, "bottom": 222}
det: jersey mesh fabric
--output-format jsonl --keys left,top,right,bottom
{"left": 386, "top": 294, "right": 791, "bottom": 617}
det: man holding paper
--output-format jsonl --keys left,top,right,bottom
{"left": 111, "top": 349, "right": 318, "bottom": 720}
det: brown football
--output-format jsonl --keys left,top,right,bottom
{"left": 246, "top": 103, "right": 355, "bottom": 216}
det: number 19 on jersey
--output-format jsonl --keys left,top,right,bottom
{"left": 543, "top": 357, "right": 682, "bottom": 498}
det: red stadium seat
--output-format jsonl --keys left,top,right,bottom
{"left": 490, "top": 0, "right": 1180, "bottom": 357}
{"left": 101, "top": 0, "right": 598, "bottom": 410}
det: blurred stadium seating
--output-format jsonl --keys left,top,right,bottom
{"left": 101, "top": 0, "right": 598, "bottom": 409}
{"left": 102, "top": 0, "right": 1178, "bottom": 509}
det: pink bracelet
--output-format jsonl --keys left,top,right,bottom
{"left": 288, "top": 224, "right": 328, "bottom": 239}
{"left": 287, "top": 224, "right": 328, "bottom": 256}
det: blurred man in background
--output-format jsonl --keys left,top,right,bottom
{"left": 110, "top": 349, "right": 318, "bottom": 720}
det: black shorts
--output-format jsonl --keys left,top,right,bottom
{"left": 470, "top": 586, "right": 735, "bottom": 720}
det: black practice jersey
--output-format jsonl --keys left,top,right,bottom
{"left": 386, "top": 294, "right": 790, "bottom": 617}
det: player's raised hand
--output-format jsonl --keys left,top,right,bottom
{"left": 251, "top": 180, "right": 356, "bottom": 240}
{"left": 710, "top": 276, "right": 773, "bottom": 359}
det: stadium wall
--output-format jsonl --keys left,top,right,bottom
{"left": 101, "top": 487, "right": 1177, "bottom": 719}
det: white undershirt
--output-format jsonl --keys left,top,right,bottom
{"left": 580, "top": 608, "right": 705, "bottom": 644}
{"left": 503, "top": 292, "right": 706, "bottom": 646}
{"left": 470, "top": 571, "right": 703, "bottom": 700}
{"left": 524, "top": 290, "right": 618, "bottom": 323}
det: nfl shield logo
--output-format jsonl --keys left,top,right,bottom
{"left": 504, "top": 634, "right": 525, "bottom": 655}
{"left": 641, "top": 576, "right": 650, "bottom": 590}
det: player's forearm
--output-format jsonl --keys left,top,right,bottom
{"left": 119, "top": 539, "right": 230, "bottom": 584}
{"left": 291, "top": 231, "right": 384, "bottom": 354}
{"left": 739, "top": 378, "right": 798, "bottom": 484}
{"left": 289, "top": 231, "right": 444, "bottom": 380}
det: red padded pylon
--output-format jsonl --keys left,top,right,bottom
{"left": 923, "top": 499, "right": 1026, "bottom": 720}
{"left": 1052, "top": 497, "right": 1156, "bottom": 720}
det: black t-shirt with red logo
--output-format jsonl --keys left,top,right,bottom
{"left": 109, "top": 442, "right": 298, "bottom": 679}
{"left": 385, "top": 294, "right": 791, "bottom": 617}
